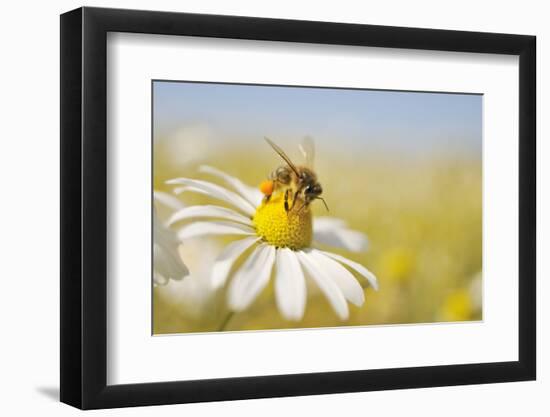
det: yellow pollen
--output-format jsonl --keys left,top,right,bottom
{"left": 253, "top": 192, "right": 312, "bottom": 250}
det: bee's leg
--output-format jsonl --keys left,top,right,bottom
{"left": 296, "top": 200, "right": 307, "bottom": 214}
{"left": 290, "top": 186, "right": 304, "bottom": 211}
{"left": 284, "top": 189, "right": 290, "bottom": 213}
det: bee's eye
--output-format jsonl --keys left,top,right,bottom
{"left": 276, "top": 167, "right": 291, "bottom": 183}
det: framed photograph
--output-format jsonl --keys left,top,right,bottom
{"left": 60, "top": 6, "right": 536, "bottom": 409}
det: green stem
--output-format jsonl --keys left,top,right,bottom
{"left": 218, "top": 311, "right": 235, "bottom": 332}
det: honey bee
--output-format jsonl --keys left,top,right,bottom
{"left": 260, "top": 136, "right": 329, "bottom": 213}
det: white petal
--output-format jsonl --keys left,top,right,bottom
{"left": 314, "top": 217, "right": 346, "bottom": 228}
{"left": 153, "top": 210, "right": 179, "bottom": 247}
{"left": 166, "top": 178, "right": 255, "bottom": 216}
{"left": 168, "top": 205, "right": 253, "bottom": 227}
{"left": 177, "top": 221, "right": 255, "bottom": 240}
{"left": 153, "top": 245, "right": 172, "bottom": 280}
{"left": 309, "top": 250, "right": 364, "bottom": 306}
{"left": 153, "top": 243, "right": 188, "bottom": 282}
{"left": 320, "top": 250, "right": 379, "bottom": 291}
{"left": 296, "top": 251, "right": 348, "bottom": 320}
{"left": 153, "top": 271, "right": 168, "bottom": 286}
{"left": 211, "top": 237, "right": 260, "bottom": 289}
{"left": 275, "top": 248, "right": 307, "bottom": 321}
{"left": 199, "top": 165, "right": 263, "bottom": 207}
{"left": 228, "top": 244, "right": 276, "bottom": 311}
{"left": 153, "top": 191, "right": 184, "bottom": 210}
{"left": 153, "top": 210, "right": 189, "bottom": 283}
{"left": 313, "top": 217, "right": 368, "bottom": 252}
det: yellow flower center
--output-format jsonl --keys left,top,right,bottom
{"left": 253, "top": 192, "right": 312, "bottom": 250}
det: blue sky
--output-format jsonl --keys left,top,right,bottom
{"left": 153, "top": 81, "right": 482, "bottom": 155}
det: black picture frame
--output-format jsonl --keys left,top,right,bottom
{"left": 60, "top": 6, "right": 536, "bottom": 410}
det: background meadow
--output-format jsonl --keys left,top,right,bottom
{"left": 153, "top": 81, "right": 482, "bottom": 334}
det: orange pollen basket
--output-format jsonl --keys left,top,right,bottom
{"left": 259, "top": 180, "right": 274, "bottom": 196}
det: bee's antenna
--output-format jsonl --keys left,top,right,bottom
{"left": 316, "top": 197, "right": 329, "bottom": 212}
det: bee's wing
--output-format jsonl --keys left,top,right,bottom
{"left": 299, "top": 136, "right": 316, "bottom": 169}
{"left": 264, "top": 137, "right": 301, "bottom": 177}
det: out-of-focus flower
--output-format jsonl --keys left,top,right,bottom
{"left": 439, "top": 289, "right": 473, "bottom": 322}
{"left": 166, "top": 165, "right": 378, "bottom": 322}
{"left": 439, "top": 271, "right": 482, "bottom": 322}
{"left": 155, "top": 238, "right": 223, "bottom": 320}
{"left": 153, "top": 192, "right": 189, "bottom": 286}
{"left": 379, "top": 247, "right": 415, "bottom": 283}
{"left": 155, "top": 125, "right": 213, "bottom": 169}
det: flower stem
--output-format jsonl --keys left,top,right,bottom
{"left": 218, "top": 311, "right": 235, "bottom": 332}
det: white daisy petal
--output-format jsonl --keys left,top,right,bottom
{"left": 177, "top": 220, "right": 255, "bottom": 240}
{"left": 296, "top": 250, "right": 349, "bottom": 320}
{"left": 228, "top": 244, "right": 276, "bottom": 311}
{"left": 167, "top": 205, "right": 253, "bottom": 227}
{"left": 320, "top": 250, "right": 379, "bottom": 291}
{"left": 167, "top": 178, "right": 255, "bottom": 216}
{"left": 313, "top": 217, "right": 369, "bottom": 252}
{"left": 153, "top": 271, "right": 169, "bottom": 286}
{"left": 199, "top": 165, "right": 263, "bottom": 207}
{"left": 153, "top": 191, "right": 184, "bottom": 210}
{"left": 309, "top": 250, "right": 364, "bottom": 306}
{"left": 314, "top": 217, "right": 346, "bottom": 228}
{"left": 275, "top": 248, "right": 307, "bottom": 321}
{"left": 153, "top": 245, "right": 174, "bottom": 279}
{"left": 211, "top": 236, "right": 260, "bottom": 289}
{"left": 153, "top": 210, "right": 189, "bottom": 284}
{"left": 153, "top": 243, "right": 188, "bottom": 283}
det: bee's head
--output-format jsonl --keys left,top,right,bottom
{"left": 305, "top": 182, "right": 323, "bottom": 198}
{"left": 304, "top": 182, "right": 328, "bottom": 211}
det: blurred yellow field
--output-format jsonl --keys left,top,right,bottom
{"left": 153, "top": 141, "right": 481, "bottom": 333}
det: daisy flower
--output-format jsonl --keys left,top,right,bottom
{"left": 166, "top": 166, "right": 378, "bottom": 321}
{"left": 153, "top": 191, "right": 189, "bottom": 285}
{"left": 155, "top": 238, "right": 224, "bottom": 321}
